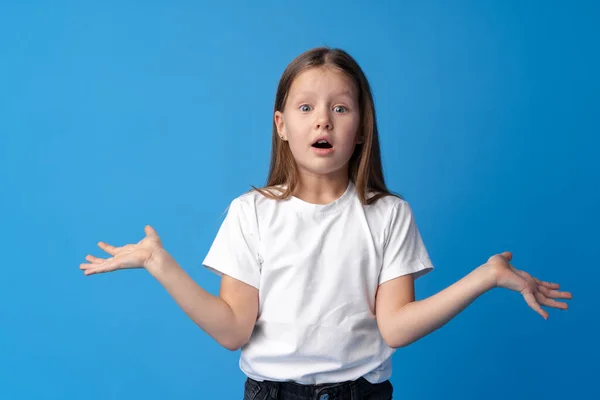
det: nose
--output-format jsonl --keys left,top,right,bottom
{"left": 315, "top": 109, "right": 333, "bottom": 130}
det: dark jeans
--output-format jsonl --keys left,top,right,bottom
{"left": 243, "top": 376, "right": 393, "bottom": 400}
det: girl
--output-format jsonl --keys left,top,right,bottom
{"left": 80, "top": 47, "right": 572, "bottom": 400}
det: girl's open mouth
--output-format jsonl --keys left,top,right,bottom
{"left": 312, "top": 140, "right": 333, "bottom": 149}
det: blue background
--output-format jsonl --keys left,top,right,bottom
{"left": 1, "top": 1, "right": 597, "bottom": 399}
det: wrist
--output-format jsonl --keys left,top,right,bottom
{"left": 145, "top": 248, "right": 173, "bottom": 276}
{"left": 476, "top": 263, "right": 499, "bottom": 291}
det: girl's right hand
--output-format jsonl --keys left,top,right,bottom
{"left": 80, "top": 225, "right": 164, "bottom": 276}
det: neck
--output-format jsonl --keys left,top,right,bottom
{"left": 292, "top": 169, "right": 350, "bottom": 205}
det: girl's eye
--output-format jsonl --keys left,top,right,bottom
{"left": 299, "top": 105, "right": 348, "bottom": 113}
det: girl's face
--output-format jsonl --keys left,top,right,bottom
{"left": 275, "top": 67, "right": 362, "bottom": 181}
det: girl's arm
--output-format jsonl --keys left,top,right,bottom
{"left": 81, "top": 225, "right": 258, "bottom": 351}
{"left": 145, "top": 248, "right": 258, "bottom": 351}
{"left": 375, "top": 251, "right": 572, "bottom": 349}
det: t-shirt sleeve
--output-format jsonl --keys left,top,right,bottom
{"left": 202, "top": 198, "right": 261, "bottom": 289}
{"left": 379, "top": 201, "right": 434, "bottom": 285}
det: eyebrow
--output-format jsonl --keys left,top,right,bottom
{"left": 292, "top": 90, "right": 355, "bottom": 99}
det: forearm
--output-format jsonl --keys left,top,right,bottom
{"left": 387, "top": 265, "right": 496, "bottom": 348}
{"left": 144, "top": 249, "right": 242, "bottom": 350}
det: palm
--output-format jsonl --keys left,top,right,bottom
{"left": 487, "top": 251, "right": 572, "bottom": 319}
{"left": 80, "top": 225, "right": 163, "bottom": 276}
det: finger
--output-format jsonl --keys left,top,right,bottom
{"left": 145, "top": 225, "right": 158, "bottom": 237}
{"left": 83, "top": 264, "right": 113, "bottom": 276}
{"left": 533, "top": 277, "right": 560, "bottom": 289}
{"left": 144, "top": 225, "right": 162, "bottom": 247}
{"left": 80, "top": 257, "right": 112, "bottom": 269}
{"left": 522, "top": 290, "right": 549, "bottom": 320}
{"left": 84, "top": 268, "right": 106, "bottom": 276}
{"left": 98, "top": 241, "right": 119, "bottom": 256}
{"left": 83, "top": 258, "right": 116, "bottom": 275}
{"left": 538, "top": 285, "right": 573, "bottom": 300}
{"left": 85, "top": 255, "right": 105, "bottom": 264}
{"left": 534, "top": 291, "right": 569, "bottom": 310}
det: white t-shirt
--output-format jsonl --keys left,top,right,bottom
{"left": 202, "top": 180, "right": 434, "bottom": 385}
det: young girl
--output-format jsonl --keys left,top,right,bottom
{"left": 80, "top": 47, "right": 572, "bottom": 400}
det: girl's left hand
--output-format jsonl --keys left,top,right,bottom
{"left": 485, "top": 251, "right": 573, "bottom": 319}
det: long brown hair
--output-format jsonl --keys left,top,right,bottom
{"left": 252, "top": 46, "right": 402, "bottom": 205}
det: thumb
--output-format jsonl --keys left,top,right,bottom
{"left": 145, "top": 225, "right": 158, "bottom": 237}
{"left": 501, "top": 251, "right": 512, "bottom": 260}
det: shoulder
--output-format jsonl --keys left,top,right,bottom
{"left": 224, "top": 186, "right": 283, "bottom": 218}
{"left": 235, "top": 186, "right": 282, "bottom": 207}
{"left": 363, "top": 192, "right": 420, "bottom": 233}
{"left": 366, "top": 191, "right": 410, "bottom": 213}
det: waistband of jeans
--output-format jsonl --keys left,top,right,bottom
{"left": 249, "top": 376, "right": 383, "bottom": 399}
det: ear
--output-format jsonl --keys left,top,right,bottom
{"left": 274, "top": 111, "right": 286, "bottom": 140}
{"left": 356, "top": 136, "right": 364, "bottom": 145}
